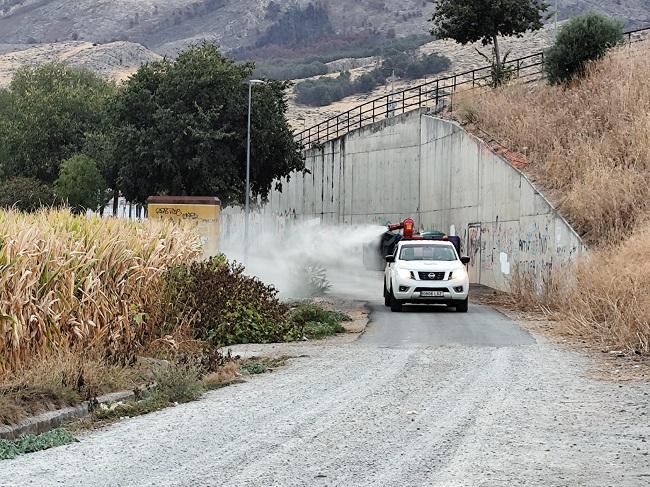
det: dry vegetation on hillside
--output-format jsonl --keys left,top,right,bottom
{"left": 455, "top": 42, "right": 650, "bottom": 353}
{"left": 456, "top": 41, "right": 650, "bottom": 245}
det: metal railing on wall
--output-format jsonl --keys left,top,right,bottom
{"left": 295, "top": 26, "right": 650, "bottom": 148}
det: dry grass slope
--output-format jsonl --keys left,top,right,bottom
{"left": 455, "top": 42, "right": 650, "bottom": 353}
{"left": 456, "top": 41, "right": 650, "bottom": 245}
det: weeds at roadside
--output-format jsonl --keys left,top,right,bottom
{"left": 0, "top": 351, "right": 150, "bottom": 426}
{"left": 240, "top": 357, "right": 291, "bottom": 375}
{"left": 289, "top": 302, "right": 351, "bottom": 339}
{"left": 92, "top": 363, "right": 205, "bottom": 422}
{"left": 86, "top": 356, "right": 285, "bottom": 427}
{"left": 202, "top": 361, "right": 243, "bottom": 390}
{"left": 0, "top": 429, "right": 77, "bottom": 460}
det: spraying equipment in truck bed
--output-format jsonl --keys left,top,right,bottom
{"left": 362, "top": 219, "right": 461, "bottom": 271}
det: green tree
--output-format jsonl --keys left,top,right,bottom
{"left": 545, "top": 12, "right": 623, "bottom": 85}
{"left": 0, "top": 177, "right": 58, "bottom": 212}
{"left": 430, "top": 0, "right": 548, "bottom": 82}
{"left": 55, "top": 154, "right": 108, "bottom": 213}
{"left": 0, "top": 63, "right": 116, "bottom": 184}
{"left": 114, "top": 43, "right": 303, "bottom": 205}
{"left": 82, "top": 126, "right": 122, "bottom": 215}
{"left": 256, "top": 2, "right": 334, "bottom": 48}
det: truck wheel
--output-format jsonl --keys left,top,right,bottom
{"left": 390, "top": 290, "right": 403, "bottom": 312}
{"left": 455, "top": 298, "right": 469, "bottom": 313}
{"left": 383, "top": 282, "right": 390, "bottom": 307}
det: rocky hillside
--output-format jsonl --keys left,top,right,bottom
{"left": 0, "top": 0, "right": 648, "bottom": 125}
{"left": 0, "top": 0, "right": 648, "bottom": 55}
{"left": 0, "top": 42, "right": 161, "bottom": 87}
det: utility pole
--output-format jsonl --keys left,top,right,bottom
{"left": 387, "top": 69, "right": 397, "bottom": 117}
{"left": 244, "top": 79, "right": 265, "bottom": 264}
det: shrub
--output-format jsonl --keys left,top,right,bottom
{"left": 288, "top": 260, "right": 331, "bottom": 297}
{"left": 92, "top": 363, "right": 205, "bottom": 422}
{"left": 295, "top": 72, "right": 353, "bottom": 106}
{"left": 256, "top": 2, "right": 334, "bottom": 48}
{"left": 161, "top": 257, "right": 298, "bottom": 346}
{"left": 294, "top": 51, "right": 450, "bottom": 106}
{"left": 150, "top": 363, "right": 203, "bottom": 404}
{"left": 545, "top": 12, "right": 623, "bottom": 84}
{"left": 240, "top": 357, "right": 288, "bottom": 375}
{"left": 288, "top": 302, "right": 350, "bottom": 339}
{"left": 235, "top": 34, "right": 431, "bottom": 65}
{"left": 383, "top": 51, "right": 450, "bottom": 80}
{"left": 255, "top": 60, "right": 328, "bottom": 80}
{"left": 0, "top": 177, "right": 58, "bottom": 212}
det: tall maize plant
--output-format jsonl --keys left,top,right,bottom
{"left": 0, "top": 210, "right": 202, "bottom": 374}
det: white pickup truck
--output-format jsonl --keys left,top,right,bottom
{"left": 384, "top": 239, "right": 470, "bottom": 313}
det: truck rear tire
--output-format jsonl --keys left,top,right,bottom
{"left": 455, "top": 298, "right": 469, "bottom": 313}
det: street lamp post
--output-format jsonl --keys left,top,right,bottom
{"left": 244, "top": 79, "right": 265, "bottom": 263}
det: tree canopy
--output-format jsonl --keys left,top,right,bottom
{"left": 0, "top": 63, "right": 115, "bottom": 183}
{"left": 0, "top": 44, "right": 303, "bottom": 213}
{"left": 113, "top": 43, "right": 304, "bottom": 205}
{"left": 55, "top": 154, "right": 108, "bottom": 213}
{"left": 0, "top": 177, "right": 59, "bottom": 212}
{"left": 430, "top": 0, "right": 548, "bottom": 75}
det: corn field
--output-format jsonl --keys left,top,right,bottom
{"left": 0, "top": 209, "right": 202, "bottom": 375}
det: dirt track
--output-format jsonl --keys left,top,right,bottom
{"left": 1, "top": 276, "right": 649, "bottom": 486}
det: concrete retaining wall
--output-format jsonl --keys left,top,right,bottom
{"left": 246, "top": 109, "right": 585, "bottom": 291}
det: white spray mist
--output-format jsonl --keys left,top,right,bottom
{"left": 220, "top": 210, "right": 386, "bottom": 298}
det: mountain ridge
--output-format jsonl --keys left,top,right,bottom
{"left": 1, "top": 0, "right": 647, "bottom": 56}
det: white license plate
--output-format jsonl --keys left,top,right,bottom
{"left": 420, "top": 291, "right": 444, "bottom": 297}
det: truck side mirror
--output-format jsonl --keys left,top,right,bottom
{"left": 460, "top": 256, "right": 470, "bottom": 265}
{"left": 385, "top": 255, "right": 395, "bottom": 263}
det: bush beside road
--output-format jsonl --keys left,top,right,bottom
{"left": 0, "top": 209, "right": 352, "bottom": 436}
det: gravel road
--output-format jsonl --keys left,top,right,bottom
{"left": 2, "top": 273, "right": 649, "bottom": 486}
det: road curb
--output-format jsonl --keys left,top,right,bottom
{"left": 0, "top": 390, "right": 136, "bottom": 440}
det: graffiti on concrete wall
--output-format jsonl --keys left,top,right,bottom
{"left": 242, "top": 112, "right": 585, "bottom": 292}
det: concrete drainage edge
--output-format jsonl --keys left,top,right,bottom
{"left": 0, "top": 390, "right": 137, "bottom": 440}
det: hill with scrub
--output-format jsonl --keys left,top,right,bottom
{"left": 0, "top": 1, "right": 648, "bottom": 128}
{"left": 0, "top": 0, "right": 648, "bottom": 53}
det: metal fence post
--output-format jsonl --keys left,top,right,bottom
{"left": 435, "top": 80, "right": 439, "bottom": 106}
